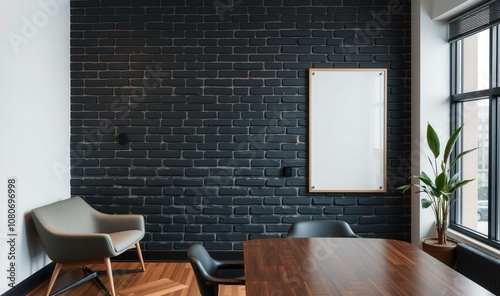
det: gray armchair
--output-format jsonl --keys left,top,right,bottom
{"left": 31, "top": 196, "right": 146, "bottom": 296}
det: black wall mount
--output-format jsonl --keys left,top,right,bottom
{"left": 283, "top": 166, "right": 292, "bottom": 177}
{"left": 118, "top": 133, "right": 128, "bottom": 145}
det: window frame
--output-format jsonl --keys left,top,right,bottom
{"left": 450, "top": 25, "right": 500, "bottom": 247}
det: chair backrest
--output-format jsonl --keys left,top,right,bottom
{"left": 187, "top": 244, "right": 219, "bottom": 296}
{"left": 287, "top": 220, "right": 359, "bottom": 238}
{"left": 31, "top": 197, "right": 105, "bottom": 255}
{"left": 31, "top": 197, "right": 107, "bottom": 262}
{"left": 31, "top": 197, "right": 100, "bottom": 234}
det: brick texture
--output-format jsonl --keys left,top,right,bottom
{"left": 70, "top": 0, "right": 412, "bottom": 252}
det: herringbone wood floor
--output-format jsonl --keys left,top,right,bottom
{"left": 26, "top": 262, "right": 246, "bottom": 296}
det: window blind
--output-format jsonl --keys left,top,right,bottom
{"left": 448, "top": 0, "right": 500, "bottom": 42}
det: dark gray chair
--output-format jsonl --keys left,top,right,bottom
{"left": 287, "top": 220, "right": 360, "bottom": 238}
{"left": 31, "top": 196, "right": 146, "bottom": 296}
{"left": 187, "top": 244, "right": 245, "bottom": 296}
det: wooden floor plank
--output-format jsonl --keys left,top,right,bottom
{"left": 118, "top": 278, "right": 187, "bottom": 296}
{"left": 26, "top": 261, "right": 245, "bottom": 296}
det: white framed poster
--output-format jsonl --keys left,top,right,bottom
{"left": 308, "top": 68, "right": 387, "bottom": 192}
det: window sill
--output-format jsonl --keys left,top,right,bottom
{"left": 448, "top": 229, "right": 500, "bottom": 259}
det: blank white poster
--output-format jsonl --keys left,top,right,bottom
{"left": 308, "top": 68, "right": 387, "bottom": 192}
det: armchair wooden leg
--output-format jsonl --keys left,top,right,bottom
{"left": 104, "top": 258, "right": 116, "bottom": 296}
{"left": 46, "top": 263, "right": 63, "bottom": 296}
{"left": 135, "top": 242, "right": 146, "bottom": 271}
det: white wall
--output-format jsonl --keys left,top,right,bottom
{"left": 432, "top": 0, "right": 485, "bottom": 20}
{"left": 411, "top": 0, "right": 450, "bottom": 247}
{"left": 410, "top": 0, "right": 486, "bottom": 247}
{"left": 0, "top": 0, "right": 70, "bottom": 293}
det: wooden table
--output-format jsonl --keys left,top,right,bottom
{"left": 243, "top": 238, "right": 493, "bottom": 296}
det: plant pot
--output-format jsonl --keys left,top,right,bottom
{"left": 421, "top": 237, "right": 457, "bottom": 267}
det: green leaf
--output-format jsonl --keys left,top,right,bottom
{"left": 450, "top": 147, "right": 478, "bottom": 168}
{"left": 421, "top": 198, "right": 433, "bottom": 208}
{"left": 435, "top": 172, "right": 446, "bottom": 191}
{"left": 397, "top": 184, "right": 411, "bottom": 193}
{"left": 443, "top": 124, "right": 463, "bottom": 164}
{"left": 448, "top": 172, "right": 461, "bottom": 187}
{"left": 417, "top": 186, "right": 432, "bottom": 196}
{"left": 441, "top": 192, "right": 451, "bottom": 201}
{"left": 427, "top": 123, "right": 440, "bottom": 159}
{"left": 418, "top": 171, "right": 434, "bottom": 186}
{"left": 449, "top": 178, "right": 475, "bottom": 194}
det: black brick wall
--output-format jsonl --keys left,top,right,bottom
{"left": 70, "top": 0, "right": 412, "bottom": 253}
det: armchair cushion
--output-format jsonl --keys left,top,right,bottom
{"left": 109, "top": 230, "right": 144, "bottom": 253}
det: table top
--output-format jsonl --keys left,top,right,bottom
{"left": 243, "top": 237, "right": 493, "bottom": 296}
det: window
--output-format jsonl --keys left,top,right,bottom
{"left": 452, "top": 97, "right": 489, "bottom": 237}
{"left": 450, "top": 1, "right": 500, "bottom": 245}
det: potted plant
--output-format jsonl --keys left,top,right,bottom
{"left": 398, "top": 123, "right": 476, "bottom": 267}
